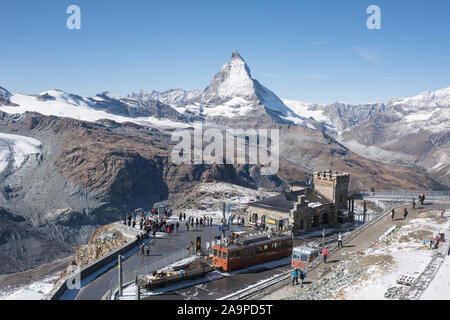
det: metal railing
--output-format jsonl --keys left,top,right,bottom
{"left": 355, "top": 190, "right": 450, "bottom": 201}
{"left": 107, "top": 248, "right": 192, "bottom": 300}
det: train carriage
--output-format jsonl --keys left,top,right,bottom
{"left": 212, "top": 234, "right": 293, "bottom": 272}
{"left": 291, "top": 246, "right": 319, "bottom": 269}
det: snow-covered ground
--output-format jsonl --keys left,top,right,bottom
{"left": 0, "top": 133, "right": 41, "bottom": 173}
{"left": 421, "top": 247, "right": 450, "bottom": 300}
{"left": 173, "top": 182, "right": 275, "bottom": 224}
{"left": 0, "top": 275, "right": 59, "bottom": 300}
{"left": 335, "top": 211, "right": 449, "bottom": 300}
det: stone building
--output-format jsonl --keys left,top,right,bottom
{"left": 313, "top": 171, "right": 350, "bottom": 210}
{"left": 246, "top": 171, "right": 351, "bottom": 235}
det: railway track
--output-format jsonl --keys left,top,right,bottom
{"left": 219, "top": 202, "right": 402, "bottom": 300}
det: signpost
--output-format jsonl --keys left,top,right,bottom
{"left": 222, "top": 203, "right": 226, "bottom": 239}
{"left": 195, "top": 236, "right": 202, "bottom": 253}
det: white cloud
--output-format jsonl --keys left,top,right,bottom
{"left": 356, "top": 47, "right": 379, "bottom": 64}
{"left": 305, "top": 74, "right": 331, "bottom": 79}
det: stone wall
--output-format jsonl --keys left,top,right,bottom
{"left": 290, "top": 196, "right": 337, "bottom": 234}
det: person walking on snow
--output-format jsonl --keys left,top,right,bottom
{"left": 412, "top": 198, "right": 416, "bottom": 209}
{"left": 299, "top": 269, "right": 305, "bottom": 288}
{"left": 391, "top": 209, "right": 395, "bottom": 221}
{"left": 322, "top": 247, "right": 328, "bottom": 264}
{"left": 403, "top": 208, "right": 408, "bottom": 220}
{"left": 338, "top": 233, "right": 343, "bottom": 248}
{"left": 292, "top": 268, "right": 299, "bottom": 286}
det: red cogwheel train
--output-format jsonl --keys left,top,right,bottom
{"left": 211, "top": 234, "right": 293, "bottom": 272}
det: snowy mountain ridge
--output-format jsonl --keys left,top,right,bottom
{"left": 0, "top": 52, "right": 448, "bottom": 135}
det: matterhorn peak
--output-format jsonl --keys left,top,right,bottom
{"left": 231, "top": 50, "right": 244, "bottom": 61}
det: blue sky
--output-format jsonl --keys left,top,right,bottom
{"left": 1, "top": 0, "right": 449, "bottom": 104}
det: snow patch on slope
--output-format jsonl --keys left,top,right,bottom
{"left": 0, "top": 275, "right": 59, "bottom": 300}
{"left": 0, "top": 133, "right": 41, "bottom": 174}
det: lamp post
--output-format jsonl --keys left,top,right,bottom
{"left": 118, "top": 255, "right": 123, "bottom": 297}
{"left": 322, "top": 228, "right": 326, "bottom": 249}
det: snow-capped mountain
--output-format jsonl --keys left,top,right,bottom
{"left": 133, "top": 51, "right": 306, "bottom": 126}
{"left": 133, "top": 89, "right": 202, "bottom": 108}
{"left": 282, "top": 99, "right": 387, "bottom": 134}
{"left": 0, "top": 87, "right": 11, "bottom": 100}
{"left": 390, "top": 85, "right": 450, "bottom": 108}
{"left": 284, "top": 85, "right": 449, "bottom": 134}
{"left": 386, "top": 86, "right": 450, "bottom": 133}
{"left": 333, "top": 86, "right": 450, "bottom": 186}
{"left": 0, "top": 52, "right": 308, "bottom": 128}
{"left": 0, "top": 87, "right": 17, "bottom": 106}
{"left": 201, "top": 51, "right": 297, "bottom": 117}
{"left": 0, "top": 89, "right": 189, "bottom": 129}
{"left": 282, "top": 85, "right": 449, "bottom": 186}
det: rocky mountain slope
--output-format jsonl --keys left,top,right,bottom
{"left": 0, "top": 111, "right": 286, "bottom": 274}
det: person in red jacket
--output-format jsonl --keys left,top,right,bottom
{"left": 322, "top": 247, "right": 328, "bottom": 264}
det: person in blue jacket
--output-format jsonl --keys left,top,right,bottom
{"left": 292, "top": 268, "right": 299, "bottom": 286}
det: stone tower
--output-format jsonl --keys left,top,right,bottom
{"left": 313, "top": 171, "right": 350, "bottom": 209}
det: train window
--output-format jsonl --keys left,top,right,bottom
{"left": 256, "top": 246, "right": 262, "bottom": 254}
{"left": 264, "top": 244, "right": 269, "bottom": 251}
{"left": 222, "top": 252, "right": 227, "bottom": 260}
{"left": 301, "top": 254, "right": 309, "bottom": 262}
{"left": 213, "top": 249, "right": 218, "bottom": 257}
{"left": 229, "top": 251, "right": 240, "bottom": 259}
{"left": 293, "top": 253, "right": 300, "bottom": 260}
